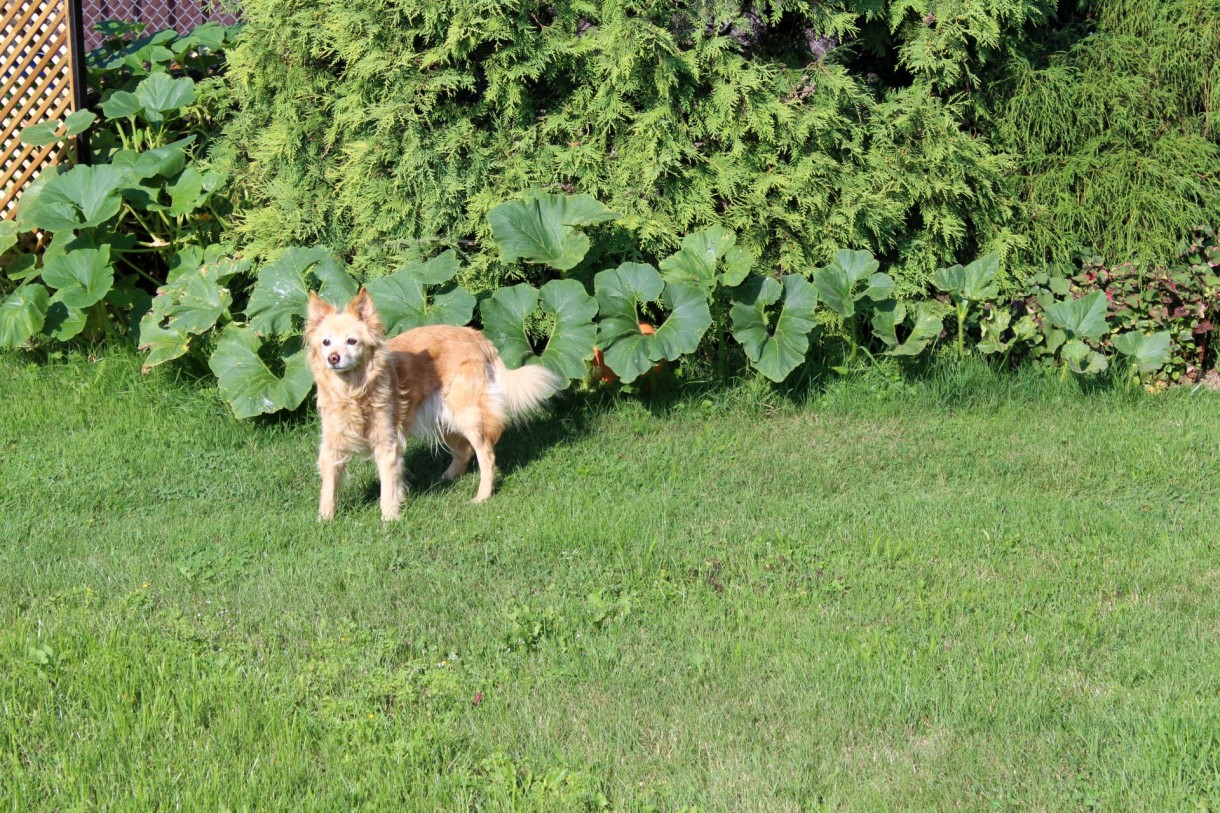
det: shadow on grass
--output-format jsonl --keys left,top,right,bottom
{"left": 351, "top": 390, "right": 605, "bottom": 503}
{"left": 592, "top": 339, "right": 1147, "bottom": 421}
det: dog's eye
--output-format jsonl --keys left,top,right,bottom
{"left": 346, "top": 337, "right": 358, "bottom": 346}
{"left": 322, "top": 339, "right": 331, "bottom": 347}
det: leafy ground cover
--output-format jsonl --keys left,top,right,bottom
{"left": 2, "top": 352, "right": 1219, "bottom": 810}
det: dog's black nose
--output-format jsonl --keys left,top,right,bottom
{"left": 327, "top": 353, "right": 340, "bottom": 366}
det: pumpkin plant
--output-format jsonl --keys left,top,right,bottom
{"left": 480, "top": 279, "right": 598, "bottom": 383}
{"left": 1043, "top": 291, "right": 1110, "bottom": 375}
{"left": 659, "top": 225, "right": 753, "bottom": 376}
{"left": 486, "top": 191, "right": 620, "bottom": 272}
{"left": 932, "top": 252, "right": 1001, "bottom": 355}
{"left": 594, "top": 262, "right": 711, "bottom": 385}
{"left": 729, "top": 274, "right": 819, "bottom": 383}
{"left": 0, "top": 21, "right": 241, "bottom": 349}
{"left": 812, "top": 249, "right": 895, "bottom": 371}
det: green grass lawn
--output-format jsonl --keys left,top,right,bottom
{"left": 2, "top": 351, "right": 1219, "bottom": 811}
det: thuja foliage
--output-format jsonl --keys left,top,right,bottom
{"left": 215, "top": 0, "right": 1053, "bottom": 296}
{"left": 987, "top": 0, "right": 1220, "bottom": 267}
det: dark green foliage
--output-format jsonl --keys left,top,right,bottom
{"left": 987, "top": 0, "right": 1220, "bottom": 267}
{"left": 215, "top": 0, "right": 1048, "bottom": 294}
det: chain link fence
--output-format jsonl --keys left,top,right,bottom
{"left": 79, "top": 0, "right": 238, "bottom": 51}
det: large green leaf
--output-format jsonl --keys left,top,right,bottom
{"left": 537, "top": 278, "right": 598, "bottom": 380}
{"left": 5, "top": 254, "right": 38, "bottom": 283}
{"left": 164, "top": 167, "right": 209, "bottom": 216}
{"left": 43, "top": 300, "right": 88, "bottom": 341}
{"left": 1112, "top": 330, "right": 1172, "bottom": 374}
{"left": 18, "top": 165, "right": 126, "bottom": 231}
{"left": 480, "top": 284, "right": 539, "bottom": 367}
{"left": 932, "top": 252, "right": 1001, "bottom": 303}
{"left": 1061, "top": 338, "right": 1109, "bottom": 375}
{"left": 0, "top": 220, "right": 18, "bottom": 256}
{"left": 364, "top": 251, "right": 474, "bottom": 333}
{"left": 18, "top": 111, "right": 96, "bottom": 146}
{"left": 479, "top": 278, "right": 597, "bottom": 382}
{"left": 595, "top": 261, "right": 663, "bottom": 341}
{"left": 863, "top": 272, "right": 895, "bottom": 302}
{"left": 64, "top": 110, "right": 97, "bottom": 137}
{"left": 100, "top": 90, "right": 144, "bottom": 120}
{"left": 648, "top": 283, "right": 711, "bottom": 363}
{"left": 246, "top": 247, "right": 341, "bottom": 336}
{"left": 595, "top": 262, "right": 665, "bottom": 384}
{"left": 1045, "top": 291, "right": 1109, "bottom": 342}
{"left": 813, "top": 249, "right": 881, "bottom": 318}
{"left": 976, "top": 308, "right": 1012, "bottom": 355}
{"left": 134, "top": 73, "right": 196, "bottom": 125}
{"left": 869, "top": 299, "right": 904, "bottom": 348}
{"left": 658, "top": 225, "right": 752, "bottom": 297}
{"left": 594, "top": 263, "right": 710, "bottom": 383}
{"left": 209, "top": 327, "right": 313, "bottom": 419}
{"left": 870, "top": 300, "right": 944, "bottom": 357}
{"left": 730, "top": 274, "right": 819, "bottom": 382}
{"left": 402, "top": 249, "right": 461, "bottom": 285}
{"left": 19, "top": 121, "right": 62, "bottom": 147}
{"left": 41, "top": 245, "right": 113, "bottom": 308}
{"left": 312, "top": 255, "right": 359, "bottom": 306}
{"left": 167, "top": 270, "right": 232, "bottom": 335}
{"left": 0, "top": 285, "right": 50, "bottom": 347}
{"left": 487, "top": 191, "right": 620, "bottom": 271}
{"left": 137, "top": 313, "right": 191, "bottom": 371}
{"left": 131, "top": 138, "right": 194, "bottom": 180}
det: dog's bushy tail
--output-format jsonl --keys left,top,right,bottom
{"left": 494, "top": 359, "right": 561, "bottom": 421}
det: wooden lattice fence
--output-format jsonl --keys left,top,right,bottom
{"left": 1, "top": 0, "right": 83, "bottom": 219}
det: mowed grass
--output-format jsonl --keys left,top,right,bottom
{"left": 2, "top": 351, "right": 1219, "bottom": 812}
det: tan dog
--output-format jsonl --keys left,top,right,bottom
{"left": 304, "top": 289, "right": 560, "bottom": 519}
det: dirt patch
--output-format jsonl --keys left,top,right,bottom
{"left": 1196, "top": 369, "right": 1220, "bottom": 391}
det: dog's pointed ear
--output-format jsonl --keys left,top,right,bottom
{"left": 306, "top": 291, "right": 335, "bottom": 333}
{"left": 345, "top": 287, "right": 384, "bottom": 336}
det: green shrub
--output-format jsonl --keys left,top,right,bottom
{"left": 987, "top": 1, "right": 1220, "bottom": 268}
{"left": 215, "top": 0, "right": 1048, "bottom": 295}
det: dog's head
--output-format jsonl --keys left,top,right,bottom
{"left": 305, "top": 288, "right": 385, "bottom": 375}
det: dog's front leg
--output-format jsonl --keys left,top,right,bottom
{"left": 318, "top": 452, "right": 346, "bottom": 520}
{"left": 374, "top": 444, "right": 404, "bottom": 521}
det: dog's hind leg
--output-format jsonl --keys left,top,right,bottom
{"left": 442, "top": 434, "right": 474, "bottom": 482}
{"left": 375, "top": 443, "right": 404, "bottom": 521}
{"left": 469, "top": 434, "right": 497, "bottom": 503}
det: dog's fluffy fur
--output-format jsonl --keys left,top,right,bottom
{"left": 305, "top": 289, "right": 560, "bottom": 519}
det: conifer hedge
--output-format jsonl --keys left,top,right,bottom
{"left": 214, "top": 0, "right": 1218, "bottom": 293}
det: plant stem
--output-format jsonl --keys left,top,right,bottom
{"left": 957, "top": 302, "right": 967, "bottom": 356}
{"left": 116, "top": 254, "right": 163, "bottom": 287}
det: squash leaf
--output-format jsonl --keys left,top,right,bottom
{"left": 0, "top": 285, "right": 50, "bottom": 347}
{"left": 209, "top": 326, "right": 313, "bottom": 419}
{"left": 480, "top": 278, "right": 597, "bottom": 383}
{"left": 365, "top": 250, "right": 475, "bottom": 333}
{"left": 730, "top": 274, "right": 819, "bottom": 382}
{"left": 488, "top": 191, "right": 620, "bottom": 271}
